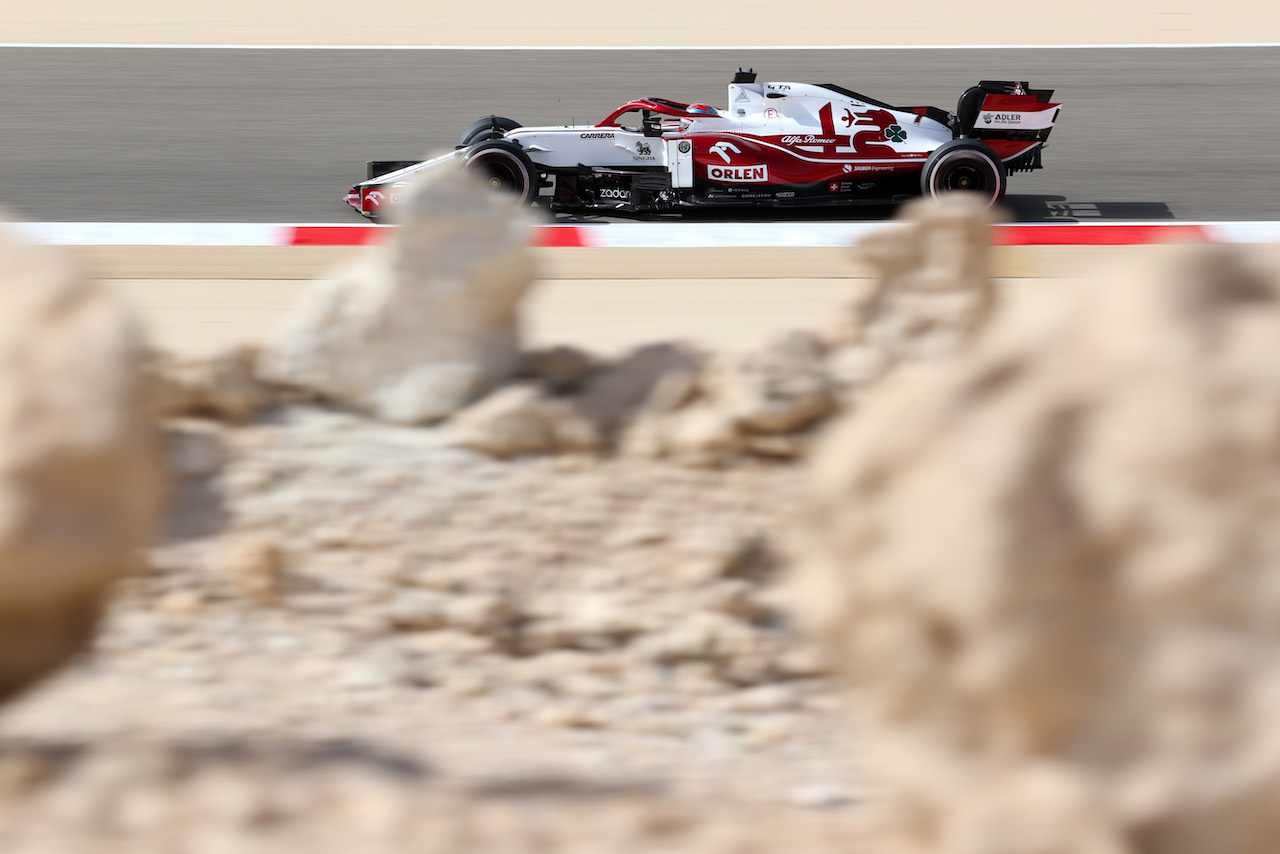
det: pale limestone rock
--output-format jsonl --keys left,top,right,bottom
{"left": 576, "top": 341, "right": 707, "bottom": 430}
{"left": 610, "top": 197, "right": 997, "bottom": 459}
{"left": 943, "top": 765, "right": 1129, "bottom": 854}
{"left": 622, "top": 402, "right": 744, "bottom": 466}
{"left": 388, "top": 589, "right": 451, "bottom": 631}
{"left": 162, "top": 420, "right": 227, "bottom": 479}
{"left": 824, "top": 344, "right": 891, "bottom": 397}
{"left": 660, "top": 404, "right": 743, "bottom": 460}
{"left": 449, "top": 384, "right": 602, "bottom": 458}
{"left": 519, "top": 344, "right": 596, "bottom": 393}
{"left": 441, "top": 592, "right": 515, "bottom": 635}
{"left": 153, "top": 589, "right": 205, "bottom": 617}
{"left": 742, "top": 431, "right": 814, "bottom": 460}
{"left": 830, "top": 194, "right": 996, "bottom": 371}
{"left": 150, "top": 346, "right": 273, "bottom": 423}
{"left": 674, "top": 524, "right": 762, "bottom": 585}
{"left": 706, "top": 330, "right": 835, "bottom": 435}
{"left": 389, "top": 589, "right": 514, "bottom": 636}
{"left": 700, "top": 579, "right": 763, "bottom": 621}
{"left": 258, "top": 163, "right": 535, "bottom": 424}
{"left": 796, "top": 241, "right": 1280, "bottom": 854}
{"left": 787, "top": 781, "right": 858, "bottom": 809}
{"left": 592, "top": 342, "right": 719, "bottom": 459}
{"left": 0, "top": 224, "right": 163, "bottom": 701}
{"left": 219, "top": 535, "right": 285, "bottom": 605}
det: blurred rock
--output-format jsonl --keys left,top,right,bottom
{"left": 707, "top": 330, "right": 835, "bottom": 435}
{"left": 162, "top": 420, "right": 226, "bottom": 479}
{"left": 742, "top": 431, "right": 814, "bottom": 460}
{"left": 828, "top": 193, "right": 996, "bottom": 366}
{"left": 218, "top": 535, "right": 285, "bottom": 606}
{"left": 449, "top": 383, "right": 602, "bottom": 458}
{"left": 656, "top": 403, "right": 745, "bottom": 465}
{"left": 520, "top": 344, "right": 596, "bottom": 393}
{"left": 787, "top": 780, "right": 857, "bottom": 809}
{"left": 258, "top": 163, "right": 535, "bottom": 424}
{"left": 944, "top": 765, "right": 1129, "bottom": 854}
{"left": 439, "top": 198, "right": 1001, "bottom": 462}
{"left": 0, "top": 739, "right": 860, "bottom": 854}
{"left": 619, "top": 331, "right": 835, "bottom": 464}
{"left": 0, "top": 223, "right": 163, "bottom": 702}
{"left": 578, "top": 341, "right": 707, "bottom": 430}
{"left": 151, "top": 346, "right": 273, "bottom": 423}
{"left": 797, "top": 241, "right": 1280, "bottom": 854}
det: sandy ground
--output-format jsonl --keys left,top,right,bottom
{"left": 106, "top": 277, "right": 860, "bottom": 356}
{"left": 95, "top": 247, "right": 865, "bottom": 355}
{"left": 3, "top": 0, "right": 1273, "bottom": 46}
{"left": 91, "top": 245, "right": 1144, "bottom": 356}
{"left": 108, "top": 275, "right": 1075, "bottom": 357}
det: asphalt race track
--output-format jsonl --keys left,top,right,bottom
{"left": 1, "top": 47, "right": 1276, "bottom": 223}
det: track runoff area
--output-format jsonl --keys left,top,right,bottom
{"left": 7, "top": 42, "right": 1279, "bottom": 249}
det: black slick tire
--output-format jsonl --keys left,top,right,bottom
{"left": 463, "top": 140, "right": 539, "bottom": 204}
{"left": 921, "top": 139, "right": 1007, "bottom": 206}
{"left": 457, "top": 116, "right": 522, "bottom": 148}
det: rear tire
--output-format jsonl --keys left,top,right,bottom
{"left": 463, "top": 140, "right": 538, "bottom": 204}
{"left": 921, "top": 140, "right": 1007, "bottom": 206}
{"left": 457, "top": 116, "right": 522, "bottom": 148}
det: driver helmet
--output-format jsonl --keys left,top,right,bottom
{"left": 686, "top": 104, "right": 717, "bottom": 116}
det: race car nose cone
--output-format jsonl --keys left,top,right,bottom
{"left": 344, "top": 186, "right": 361, "bottom": 210}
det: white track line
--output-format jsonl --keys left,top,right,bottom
{"left": 2, "top": 43, "right": 1279, "bottom": 51}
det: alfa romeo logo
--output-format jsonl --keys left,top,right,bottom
{"left": 885, "top": 124, "right": 908, "bottom": 143}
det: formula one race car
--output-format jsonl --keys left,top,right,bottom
{"left": 345, "top": 69, "right": 1060, "bottom": 219}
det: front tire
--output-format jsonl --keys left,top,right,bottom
{"left": 463, "top": 140, "right": 539, "bottom": 204}
{"left": 457, "top": 116, "right": 522, "bottom": 148}
{"left": 921, "top": 140, "right": 1007, "bottom": 206}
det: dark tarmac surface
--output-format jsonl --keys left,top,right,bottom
{"left": 1, "top": 47, "right": 1276, "bottom": 222}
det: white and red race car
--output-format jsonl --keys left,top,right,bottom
{"left": 345, "top": 69, "right": 1060, "bottom": 219}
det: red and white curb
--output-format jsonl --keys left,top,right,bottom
{"left": 12, "top": 222, "right": 1280, "bottom": 249}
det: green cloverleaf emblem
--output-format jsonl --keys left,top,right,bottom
{"left": 885, "top": 124, "right": 908, "bottom": 143}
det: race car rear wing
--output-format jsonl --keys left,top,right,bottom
{"left": 976, "top": 80, "right": 1055, "bottom": 103}
{"left": 956, "top": 81, "right": 1060, "bottom": 139}
{"left": 953, "top": 80, "right": 1062, "bottom": 173}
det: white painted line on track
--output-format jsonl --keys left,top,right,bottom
{"left": 571, "top": 222, "right": 890, "bottom": 248}
{"left": 1204, "top": 222, "right": 1280, "bottom": 243}
{"left": 2, "top": 43, "right": 1279, "bottom": 51}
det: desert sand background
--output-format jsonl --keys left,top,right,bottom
{"left": 3, "top": 0, "right": 1273, "bottom": 45}
{"left": 92, "top": 245, "right": 1104, "bottom": 356}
